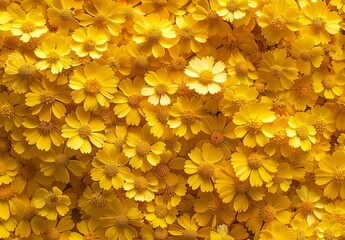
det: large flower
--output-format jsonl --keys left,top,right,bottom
{"left": 184, "top": 56, "right": 227, "bottom": 95}
{"left": 0, "top": 92, "right": 25, "bottom": 132}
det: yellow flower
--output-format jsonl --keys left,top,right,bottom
{"left": 160, "top": 174, "right": 186, "bottom": 208}
{"left": 290, "top": 219, "right": 314, "bottom": 240}
{"left": 315, "top": 150, "right": 345, "bottom": 199}
{"left": 123, "top": 170, "right": 159, "bottom": 202}
{"left": 69, "top": 219, "right": 105, "bottom": 240}
{"left": 142, "top": 103, "right": 171, "bottom": 138}
{"left": 0, "top": 92, "right": 25, "bottom": 132}
{"left": 317, "top": 218, "right": 342, "bottom": 239}
{"left": 168, "top": 96, "right": 207, "bottom": 139}
{"left": 76, "top": 0, "right": 125, "bottom": 36}
{"left": 286, "top": 112, "right": 317, "bottom": 151}
{"left": 10, "top": 8, "right": 48, "bottom": 42}
{"left": 71, "top": 26, "right": 109, "bottom": 59}
{"left": 69, "top": 61, "right": 118, "bottom": 111}
{"left": 288, "top": 76, "right": 318, "bottom": 111}
{"left": 113, "top": 77, "right": 145, "bottom": 126}
{"left": 259, "top": 223, "right": 297, "bottom": 240}
{"left": 184, "top": 143, "right": 223, "bottom": 192}
{"left": 34, "top": 38, "right": 72, "bottom": 74}
{"left": 144, "top": 195, "right": 178, "bottom": 228}
{"left": 0, "top": 154, "right": 18, "bottom": 185}
{"left": 256, "top": 0, "right": 300, "bottom": 44}
{"left": 184, "top": 56, "right": 227, "bottom": 95}
{"left": 290, "top": 37, "right": 324, "bottom": 74}
{"left": 312, "top": 68, "right": 345, "bottom": 99}
{"left": 0, "top": 217, "right": 16, "bottom": 239}
{"left": 40, "top": 216, "right": 74, "bottom": 240}
{"left": 32, "top": 186, "right": 71, "bottom": 220}
{"left": 299, "top": 1, "right": 341, "bottom": 44}
{"left": 0, "top": 11, "right": 11, "bottom": 31}
{"left": 90, "top": 146, "right": 130, "bottom": 190}
{"left": 233, "top": 103, "right": 276, "bottom": 147}
{"left": 216, "top": 0, "right": 251, "bottom": 23}
{"left": 266, "top": 162, "right": 293, "bottom": 193}
{"left": 3, "top": 51, "right": 37, "bottom": 94}
{"left": 227, "top": 53, "right": 257, "bottom": 86}
{"left": 123, "top": 126, "right": 166, "bottom": 172}
{"left": 25, "top": 79, "right": 71, "bottom": 121}
{"left": 61, "top": 107, "right": 106, "bottom": 154}
{"left": 102, "top": 45, "right": 131, "bottom": 76}
{"left": 140, "top": 225, "right": 170, "bottom": 240}
{"left": 133, "top": 13, "right": 177, "bottom": 58}
{"left": 209, "top": 224, "right": 234, "bottom": 240}
{"left": 231, "top": 145, "right": 278, "bottom": 187}
{"left": 142, "top": 68, "right": 178, "bottom": 106}
{"left": 168, "top": 213, "right": 210, "bottom": 239}
{"left": 100, "top": 197, "right": 143, "bottom": 240}
{"left": 309, "top": 106, "right": 336, "bottom": 139}
{"left": 138, "top": 0, "right": 188, "bottom": 17}
{"left": 175, "top": 15, "right": 208, "bottom": 53}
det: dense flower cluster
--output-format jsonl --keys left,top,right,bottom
{"left": 1, "top": 0, "right": 345, "bottom": 239}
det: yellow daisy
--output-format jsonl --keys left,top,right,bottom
{"left": 312, "top": 68, "right": 345, "bottom": 99}
{"left": 0, "top": 91, "right": 25, "bottom": 132}
{"left": 0, "top": 154, "right": 18, "bottom": 185}
{"left": 69, "top": 219, "right": 105, "bottom": 240}
{"left": 227, "top": 53, "right": 258, "bottom": 86}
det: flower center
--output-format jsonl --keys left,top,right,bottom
{"left": 55, "top": 153, "right": 69, "bottom": 167}
{"left": 260, "top": 205, "right": 276, "bottom": 222}
{"left": 296, "top": 125, "right": 309, "bottom": 139}
{"left": 83, "top": 39, "right": 95, "bottom": 52}
{"left": 311, "top": 17, "right": 325, "bottom": 31}
{"left": 235, "top": 62, "right": 249, "bottom": 77}
{"left": 136, "top": 141, "right": 151, "bottom": 155}
{"left": 234, "top": 178, "right": 250, "bottom": 193}
{"left": 153, "top": 228, "right": 169, "bottom": 240}
{"left": 207, "top": 10, "right": 221, "bottom": 22}
{"left": 336, "top": 97, "right": 345, "bottom": 111}
{"left": 45, "top": 194, "right": 59, "bottom": 207}
{"left": 23, "top": 207, "right": 36, "bottom": 220}
{"left": 334, "top": 169, "right": 345, "bottom": 182}
{"left": 18, "top": 63, "right": 36, "bottom": 80}
{"left": 183, "top": 229, "right": 197, "bottom": 240}
{"left": 0, "top": 185, "right": 15, "bottom": 201}
{"left": 271, "top": 65, "right": 284, "bottom": 78}
{"left": 207, "top": 198, "right": 222, "bottom": 213}
{"left": 155, "top": 163, "right": 170, "bottom": 178}
{"left": 273, "top": 172, "right": 285, "bottom": 184}
{"left": 84, "top": 232, "right": 97, "bottom": 240}
{"left": 158, "top": 110, "right": 169, "bottom": 123}
{"left": 226, "top": 0, "right": 238, "bottom": 11}
{"left": 198, "top": 162, "right": 214, "bottom": 178}
{"left": 47, "top": 51, "right": 60, "bottom": 64}
{"left": 0, "top": 103, "right": 14, "bottom": 118}
{"left": 78, "top": 125, "right": 91, "bottom": 138}
{"left": 40, "top": 91, "right": 56, "bottom": 104}
{"left": 39, "top": 121, "right": 54, "bottom": 134}
{"left": 272, "top": 131, "right": 287, "bottom": 144}
{"left": 270, "top": 16, "right": 286, "bottom": 31}
{"left": 21, "top": 21, "right": 35, "bottom": 33}
{"left": 301, "top": 201, "right": 314, "bottom": 215}
{"left": 59, "top": 9, "right": 73, "bottom": 21}
{"left": 199, "top": 69, "right": 214, "bottom": 83}
{"left": 247, "top": 153, "right": 262, "bottom": 169}
{"left": 114, "top": 215, "right": 129, "bottom": 227}
{"left": 106, "top": 57, "right": 120, "bottom": 70}
{"left": 122, "top": 7, "right": 134, "bottom": 20}
{"left": 323, "top": 75, "right": 335, "bottom": 89}
{"left": 104, "top": 162, "right": 119, "bottom": 177}
{"left": 147, "top": 27, "right": 161, "bottom": 42}
{"left": 171, "top": 57, "right": 186, "bottom": 71}
{"left": 42, "top": 228, "right": 60, "bottom": 240}
{"left": 0, "top": 137, "right": 10, "bottom": 153}
{"left": 300, "top": 49, "right": 312, "bottom": 61}
{"left": 135, "top": 55, "right": 148, "bottom": 69}
{"left": 164, "top": 184, "right": 177, "bottom": 196}
{"left": 94, "top": 14, "right": 108, "bottom": 27}
{"left": 156, "top": 84, "right": 167, "bottom": 95}
{"left": 100, "top": 109, "right": 116, "bottom": 126}
{"left": 89, "top": 193, "right": 106, "bottom": 208}
{"left": 179, "top": 27, "right": 194, "bottom": 40}
{"left": 246, "top": 117, "right": 263, "bottom": 134}
{"left": 210, "top": 130, "right": 224, "bottom": 145}
{"left": 296, "top": 85, "right": 311, "bottom": 98}
{"left": 181, "top": 111, "right": 196, "bottom": 124}
{"left": 314, "top": 120, "right": 326, "bottom": 133}
{"left": 155, "top": 204, "right": 168, "bottom": 218}
{"left": 127, "top": 95, "right": 141, "bottom": 108}
{"left": 152, "top": 0, "right": 167, "bottom": 7}
{"left": 134, "top": 176, "right": 149, "bottom": 191}
{"left": 85, "top": 79, "right": 101, "bottom": 94}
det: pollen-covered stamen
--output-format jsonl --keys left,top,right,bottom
{"left": 171, "top": 57, "right": 186, "bottom": 71}
{"left": 85, "top": 79, "right": 101, "bottom": 94}
{"left": 235, "top": 62, "right": 249, "bottom": 77}
{"left": 134, "top": 176, "right": 149, "bottom": 191}
{"left": 271, "top": 131, "right": 287, "bottom": 144}
{"left": 55, "top": 153, "right": 69, "bottom": 167}
{"left": 42, "top": 228, "right": 60, "bottom": 240}
{"left": 311, "top": 17, "right": 325, "bottom": 31}
{"left": 114, "top": 215, "right": 129, "bottom": 227}
{"left": 296, "top": 85, "right": 312, "bottom": 98}
{"left": 270, "top": 16, "right": 286, "bottom": 31}
{"left": 210, "top": 130, "right": 224, "bottom": 145}
{"left": 300, "top": 201, "right": 314, "bottom": 214}
{"left": 207, "top": 10, "right": 221, "bottom": 22}
{"left": 78, "top": 125, "right": 91, "bottom": 138}
{"left": 271, "top": 65, "right": 284, "bottom": 78}
{"left": 136, "top": 141, "right": 151, "bottom": 155}
{"left": 234, "top": 178, "right": 250, "bottom": 193}
{"left": 46, "top": 52, "right": 60, "bottom": 64}
{"left": 273, "top": 171, "right": 285, "bottom": 184}
{"left": 247, "top": 153, "right": 262, "bottom": 169}
{"left": 314, "top": 120, "right": 327, "bottom": 133}
{"left": 183, "top": 229, "right": 198, "bottom": 240}
{"left": 259, "top": 205, "right": 276, "bottom": 222}
{"left": 246, "top": 117, "right": 263, "bottom": 134}
{"left": 164, "top": 184, "right": 177, "bottom": 196}
{"left": 158, "top": 110, "right": 169, "bottom": 123}
{"left": 39, "top": 121, "right": 54, "bottom": 134}
{"left": 84, "top": 232, "right": 97, "bottom": 240}
{"left": 147, "top": 27, "right": 161, "bottom": 42}
{"left": 135, "top": 55, "right": 148, "bottom": 69}
{"left": 0, "top": 185, "right": 15, "bottom": 201}
{"left": 23, "top": 207, "right": 36, "bottom": 220}
{"left": 153, "top": 228, "right": 169, "bottom": 240}
{"left": 155, "top": 84, "right": 167, "bottom": 95}
{"left": 21, "top": 21, "right": 35, "bottom": 33}
{"left": 40, "top": 91, "right": 56, "bottom": 104}
{"left": 207, "top": 198, "right": 222, "bottom": 213}
{"left": 322, "top": 75, "right": 335, "bottom": 89}
{"left": 199, "top": 69, "right": 214, "bottom": 84}
{"left": 104, "top": 162, "right": 119, "bottom": 177}
{"left": 155, "top": 204, "right": 168, "bottom": 218}
{"left": 100, "top": 109, "right": 116, "bottom": 126}
{"left": 59, "top": 9, "right": 73, "bottom": 21}
{"left": 89, "top": 193, "right": 106, "bottom": 208}
{"left": 155, "top": 163, "right": 170, "bottom": 178}
{"left": 226, "top": 0, "right": 239, "bottom": 11}
{"left": 198, "top": 162, "right": 214, "bottom": 178}
{"left": 45, "top": 194, "right": 59, "bottom": 207}
{"left": 94, "top": 14, "right": 108, "bottom": 27}
{"left": 83, "top": 39, "right": 96, "bottom": 52}
{"left": 18, "top": 63, "right": 36, "bottom": 80}
{"left": 300, "top": 49, "right": 312, "bottom": 61}
{"left": 181, "top": 111, "right": 196, "bottom": 124}
{"left": 179, "top": 27, "right": 194, "bottom": 40}
{"left": 0, "top": 103, "right": 14, "bottom": 118}
{"left": 123, "top": 7, "right": 134, "bottom": 20}
{"left": 296, "top": 125, "right": 309, "bottom": 139}
{"left": 336, "top": 97, "right": 345, "bottom": 111}
{"left": 334, "top": 169, "right": 345, "bottom": 182}
{"left": 106, "top": 57, "right": 120, "bottom": 70}
{"left": 127, "top": 95, "right": 142, "bottom": 108}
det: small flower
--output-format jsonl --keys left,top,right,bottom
{"left": 227, "top": 53, "right": 258, "bottom": 86}
{"left": 0, "top": 92, "right": 25, "bottom": 132}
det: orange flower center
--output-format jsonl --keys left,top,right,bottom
{"left": 0, "top": 103, "right": 14, "bottom": 118}
{"left": 78, "top": 125, "right": 91, "bottom": 138}
{"left": 296, "top": 84, "right": 312, "bottom": 98}
{"left": 235, "top": 62, "right": 249, "bottom": 77}
{"left": 183, "top": 229, "right": 198, "bottom": 240}
{"left": 156, "top": 84, "right": 167, "bottom": 95}
{"left": 314, "top": 119, "right": 326, "bottom": 133}
{"left": 179, "top": 27, "right": 194, "bottom": 40}
{"left": 106, "top": 57, "right": 120, "bottom": 70}
{"left": 155, "top": 204, "right": 168, "bottom": 218}
{"left": 198, "top": 162, "right": 214, "bottom": 178}
{"left": 83, "top": 39, "right": 95, "bottom": 52}
{"left": 336, "top": 97, "right": 345, "bottom": 111}
{"left": 152, "top": 0, "right": 167, "bottom": 7}
{"left": 104, "top": 162, "right": 119, "bottom": 177}
{"left": 128, "top": 95, "right": 142, "bottom": 108}
{"left": 301, "top": 201, "right": 314, "bottom": 215}
{"left": 84, "top": 232, "right": 97, "bottom": 240}
{"left": 42, "top": 228, "right": 60, "bottom": 240}
{"left": 85, "top": 79, "right": 101, "bottom": 94}
{"left": 21, "top": 21, "right": 35, "bottom": 33}
{"left": 300, "top": 49, "right": 312, "bottom": 61}
{"left": 334, "top": 169, "right": 345, "bottom": 182}
{"left": 18, "top": 63, "right": 36, "bottom": 80}
{"left": 158, "top": 109, "right": 169, "bottom": 123}
{"left": 114, "top": 215, "right": 129, "bottom": 227}
{"left": 259, "top": 205, "right": 276, "bottom": 222}
{"left": 270, "top": 16, "right": 286, "bottom": 31}
{"left": 45, "top": 194, "right": 59, "bottom": 207}
{"left": 100, "top": 109, "right": 116, "bottom": 126}
{"left": 0, "top": 185, "right": 15, "bottom": 201}
{"left": 164, "top": 184, "right": 177, "bottom": 196}
{"left": 273, "top": 171, "right": 285, "bottom": 184}
{"left": 226, "top": 0, "right": 239, "bottom": 11}
{"left": 181, "top": 111, "right": 196, "bottom": 124}
{"left": 47, "top": 51, "right": 60, "bottom": 64}
{"left": 207, "top": 198, "right": 222, "bottom": 213}
{"left": 39, "top": 121, "right": 54, "bottom": 134}
{"left": 234, "top": 178, "right": 250, "bottom": 193}
{"left": 199, "top": 69, "right": 214, "bottom": 83}
{"left": 89, "top": 193, "right": 106, "bottom": 208}
{"left": 59, "top": 9, "right": 73, "bottom": 21}
{"left": 147, "top": 27, "right": 161, "bottom": 42}
{"left": 153, "top": 228, "right": 169, "bottom": 240}
{"left": 155, "top": 163, "right": 170, "bottom": 178}
{"left": 136, "top": 141, "right": 151, "bottom": 155}
{"left": 247, "top": 153, "right": 262, "bottom": 169}
{"left": 311, "top": 17, "right": 325, "bottom": 31}
{"left": 171, "top": 57, "right": 186, "bottom": 71}
{"left": 135, "top": 55, "right": 149, "bottom": 69}
{"left": 134, "top": 176, "right": 149, "bottom": 191}
{"left": 271, "top": 65, "right": 284, "bottom": 78}
{"left": 272, "top": 131, "right": 287, "bottom": 144}
{"left": 296, "top": 125, "right": 309, "bottom": 139}
{"left": 55, "top": 153, "right": 69, "bottom": 167}
{"left": 323, "top": 75, "right": 335, "bottom": 89}
{"left": 207, "top": 10, "right": 221, "bottom": 22}
{"left": 94, "top": 14, "right": 108, "bottom": 27}
{"left": 23, "top": 207, "right": 36, "bottom": 220}
{"left": 210, "top": 130, "right": 224, "bottom": 145}
{"left": 246, "top": 117, "right": 263, "bottom": 134}
{"left": 40, "top": 91, "right": 56, "bottom": 104}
